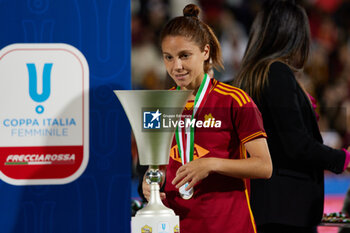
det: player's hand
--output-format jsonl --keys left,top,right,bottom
{"left": 172, "top": 158, "right": 214, "bottom": 191}
{"left": 142, "top": 171, "right": 166, "bottom": 201}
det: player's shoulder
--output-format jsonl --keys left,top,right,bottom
{"left": 211, "top": 79, "right": 252, "bottom": 107}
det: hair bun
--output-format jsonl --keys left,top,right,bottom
{"left": 183, "top": 4, "right": 200, "bottom": 18}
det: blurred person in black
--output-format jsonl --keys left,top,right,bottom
{"left": 235, "top": 1, "right": 350, "bottom": 232}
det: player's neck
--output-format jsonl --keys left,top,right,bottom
{"left": 182, "top": 74, "right": 205, "bottom": 100}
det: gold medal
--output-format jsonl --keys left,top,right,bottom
{"left": 179, "top": 183, "right": 194, "bottom": 200}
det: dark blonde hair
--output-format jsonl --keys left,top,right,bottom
{"left": 235, "top": 0, "right": 310, "bottom": 101}
{"left": 160, "top": 4, "right": 223, "bottom": 73}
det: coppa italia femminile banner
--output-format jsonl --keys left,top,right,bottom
{"left": 0, "top": 43, "right": 89, "bottom": 185}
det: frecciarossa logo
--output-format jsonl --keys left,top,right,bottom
{"left": 5, "top": 153, "right": 75, "bottom": 165}
{"left": 0, "top": 43, "right": 89, "bottom": 185}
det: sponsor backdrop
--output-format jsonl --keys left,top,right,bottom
{"left": 0, "top": 43, "right": 90, "bottom": 185}
{"left": 0, "top": 0, "right": 131, "bottom": 232}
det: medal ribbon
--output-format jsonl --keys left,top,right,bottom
{"left": 175, "top": 73, "right": 211, "bottom": 165}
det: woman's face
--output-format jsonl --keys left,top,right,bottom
{"left": 161, "top": 35, "right": 209, "bottom": 89}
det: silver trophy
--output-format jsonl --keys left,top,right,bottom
{"left": 114, "top": 90, "right": 191, "bottom": 233}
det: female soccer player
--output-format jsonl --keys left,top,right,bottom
{"left": 143, "top": 4, "right": 272, "bottom": 233}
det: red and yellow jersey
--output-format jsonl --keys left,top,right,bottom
{"left": 164, "top": 79, "right": 266, "bottom": 233}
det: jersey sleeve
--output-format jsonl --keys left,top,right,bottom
{"left": 233, "top": 96, "right": 267, "bottom": 144}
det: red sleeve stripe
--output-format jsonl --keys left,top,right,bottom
{"left": 217, "top": 83, "right": 251, "bottom": 103}
{"left": 241, "top": 131, "right": 267, "bottom": 144}
{"left": 213, "top": 88, "right": 243, "bottom": 107}
{"left": 216, "top": 84, "right": 251, "bottom": 105}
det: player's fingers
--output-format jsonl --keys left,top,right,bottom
{"left": 144, "top": 192, "right": 150, "bottom": 202}
{"left": 172, "top": 168, "right": 187, "bottom": 185}
{"left": 160, "top": 192, "right": 166, "bottom": 200}
{"left": 174, "top": 175, "right": 191, "bottom": 189}
{"left": 142, "top": 183, "right": 151, "bottom": 201}
{"left": 186, "top": 178, "right": 197, "bottom": 190}
{"left": 175, "top": 164, "right": 187, "bottom": 175}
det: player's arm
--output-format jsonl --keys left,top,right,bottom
{"left": 172, "top": 137, "right": 272, "bottom": 190}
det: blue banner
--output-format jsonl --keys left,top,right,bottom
{"left": 0, "top": 0, "right": 131, "bottom": 232}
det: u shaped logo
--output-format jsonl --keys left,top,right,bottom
{"left": 26, "top": 63, "right": 53, "bottom": 114}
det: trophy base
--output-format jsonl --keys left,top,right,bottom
{"left": 132, "top": 215, "right": 180, "bottom": 233}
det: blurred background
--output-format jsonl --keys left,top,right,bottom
{"left": 130, "top": 0, "right": 350, "bottom": 232}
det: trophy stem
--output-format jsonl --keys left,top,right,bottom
{"left": 149, "top": 165, "right": 158, "bottom": 170}
{"left": 136, "top": 183, "right": 175, "bottom": 217}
